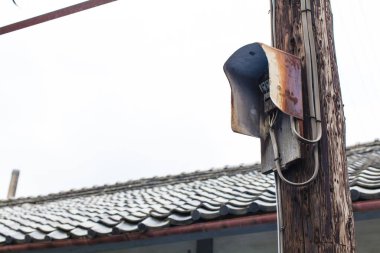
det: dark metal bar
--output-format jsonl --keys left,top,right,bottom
{"left": 196, "top": 238, "right": 213, "bottom": 253}
{"left": 0, "top": 0, "right": 117, "bottom": 35}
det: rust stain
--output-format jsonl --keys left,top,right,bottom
{"left": 261, "top": 43, "right": 303, "bottom": 119}
{"left": 276, "top": 85, "right": 298, "bottom": 105}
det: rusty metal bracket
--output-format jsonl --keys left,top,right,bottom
{"left": 224, "top": 43, "right": 303, "bottom": 174}
{"left": 224, "top": 42, "right": 303, "bottom": 138}
{"left": 260, "top": 44, "right": 304, "bottom": 120}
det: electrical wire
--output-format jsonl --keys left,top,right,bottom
{"left": 274, "top": 173, "right": 283, "bottom": 253}
{"left": 293, "top": 0, "right": 322, "bottom": 144}
{"left": 269, "top": 0, "right": 321, "bottom": 185}
{"left": 269, "top": 1, "right": 283, "bottom": 253}
{"left": 270, "top": 0, "right": 322, "bottom": 250}
{"left": 291, "top": 116, "right": 322, "bottom": 144}
{"left": 269, "top": 121, "right": 320, "bottom": 186}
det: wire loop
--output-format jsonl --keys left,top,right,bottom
{"left": 290, "top": 116, "right": 322, "bottom": 144}
{"left": 269, "top": 126, "right": 319, "bottom": 187}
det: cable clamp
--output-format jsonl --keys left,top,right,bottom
{"left": 300, "top": 0, "right": 311, "bottom": 12}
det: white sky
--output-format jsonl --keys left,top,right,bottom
{"left": 0, "top": 0, "right": 379, "bottom": 198}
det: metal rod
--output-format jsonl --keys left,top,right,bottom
{"left": 269, "top": 2, "right": 283, "bottom": 252}
{"left": 274, "top": 173, "right": 284, "bottom": 253}
{"left": 0, "top": 0, "right": 117, "bottom": 36}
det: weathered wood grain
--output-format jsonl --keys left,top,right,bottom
{"left": 274, "top": 0, "right": 355, "bottom": 252}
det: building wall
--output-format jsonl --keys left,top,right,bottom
{"left": 214, "top": 230, "right": 277, "bottom": 253}
{"left": 100, "top": 230, "right": 277, "bottom": 253}
{"left": 107, "top": 240, "right": 196, "bottom": 253}
{"left": 355, "top": 218, "right": 380, "bottom": 253}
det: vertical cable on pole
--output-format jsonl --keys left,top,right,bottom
{"left": 270, "top": 0, "right": 321, "bottom": 251}
{"left": 269, "top": 1, "right": 283, "bottom": 253}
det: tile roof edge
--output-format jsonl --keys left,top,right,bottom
{"left": 1, "top": 199, "right": 380, "bottom": 252}
{"left": 346, "top": 139, "right": 380, "bottom": 155}
{"left": 1, "top": 139, "right": 379, "bottom": 207}
{"left": 0, "top": 213, "right": 278, "bottom": 252}
{"left": 0, "top": 163, "right": 261, "bottom": 207}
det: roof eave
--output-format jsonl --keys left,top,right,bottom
{"left": 1, "top": 199, "right": 380, "bottom": 252}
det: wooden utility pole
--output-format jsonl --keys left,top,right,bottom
{"left": 273, "top": 0, "right": 355, "bottom": 252}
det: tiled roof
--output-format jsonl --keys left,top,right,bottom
{"left": 0, "top": 140, "right": 379, "bottom": 245}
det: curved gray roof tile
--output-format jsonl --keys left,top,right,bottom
{"left": 0, "top": 140, "right": 379, "bottom": 245}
